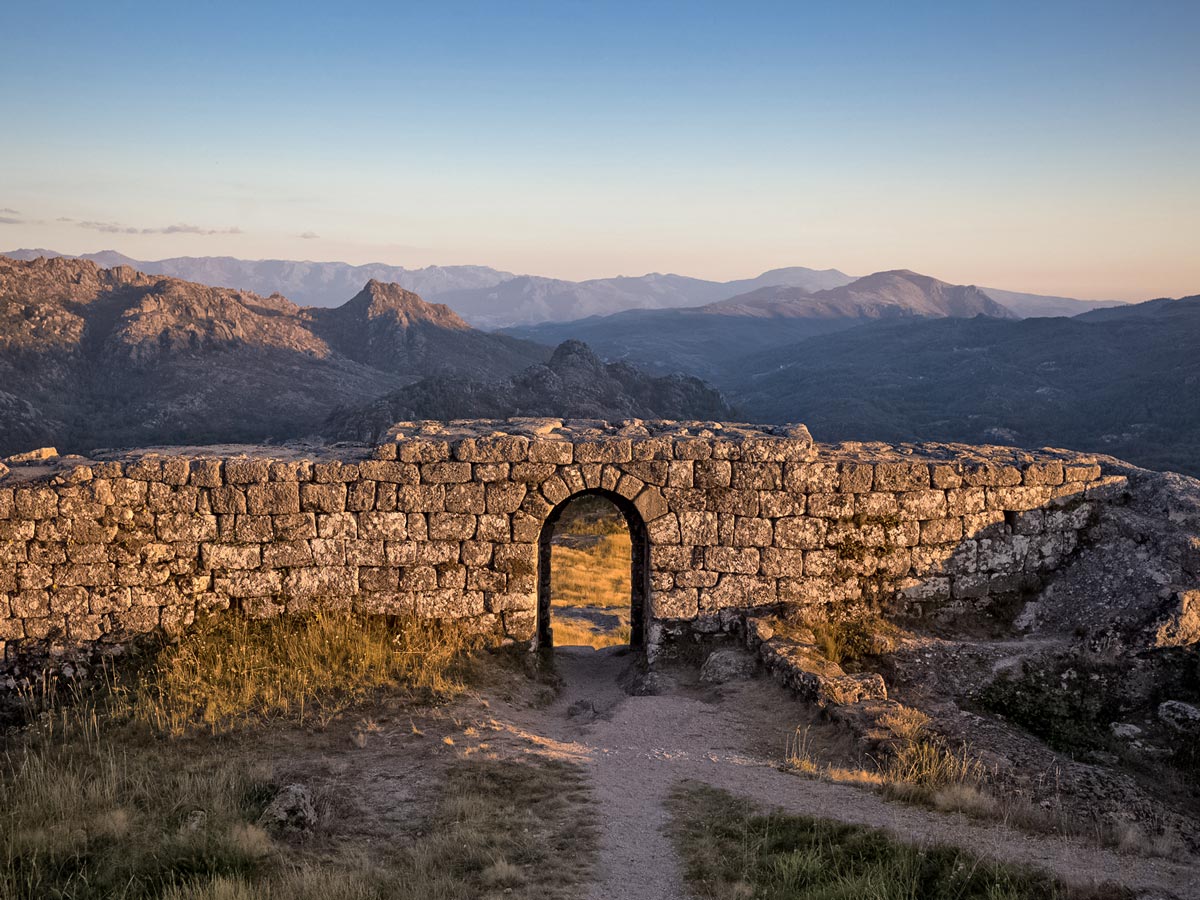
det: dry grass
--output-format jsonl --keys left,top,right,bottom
{"left": 551, "top": 619, "right": 633, "bottom": 649}
{"left": 123, "top": 613, "right": 475, "bottom": 734}
{"left": 550, "top": 533, "right": 632, "bottom": 610}
{"left": 548, "top": 495, "right": 633, "bottom": 647}
{"left": 0, "top": 613, "right": 527, "bottom": 900}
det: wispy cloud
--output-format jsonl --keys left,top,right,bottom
{"left": 0, "top": 208, "right": 19, "bottom": 215}
{"left": 76, "top": 220, "right": 243, "bottom": 236}
{"left": 298, "top": 231, "right": 320, "bottom": 239}
{"left": 0, "top": 216, "right": 25, "bottom": 225}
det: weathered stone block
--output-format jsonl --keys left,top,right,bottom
{"left": 358, "top": 461, "right": 419, "bottom": 484}
{"left": 776, "top": 517, "right": 826, "bottom": 549}
{"left": 486, "top": 482, "right": 527, "bottom": 514}
{"left": 428, "top": 513, "right": 477, "bottom": 540}
{"left": 962, "top": 463, "right": 1022, "bottom": 487}
{"left": 201, "top": 543, "right": 261, "bottom": 570}
{"left": 263, "top": 541, "right": 314, "bottom": 568}
{"left": 783, "top": 462, "right": 838, "bottom": 493}
{"left": 1023, "top": 461, "right": 1064, "bottom": 486}
{"left": 396, "top": 484, "right": 447, "bottom": 512}
{"left": 358, "top": 512, "right": 409, "bottom": 541}
{"left": 920, "top": 518, "right": 964, "bottom": 545}
{"left": 157, "top": 513, "right": 218, "bottom": 542}
{"left": 898, "top": 490, "right": 947, "bottom": 519}
{"left": 224, "top": 458, "right": 271, "bottom": 484}
{"left": 246, "top": 483, "right": 300, "bottom": 515}
{"left": 234, "top": 515, "right": 274, "bottom": 543}
{"left": 301, "top": 482, "right": 347, "bottom": 512}
{"left": 986, "top": 486, "right": 1050, "bottom": 512}
{"left": 15, "top": 487, "right": 58, "bottom": 519}
{"left": 759, "top": 547, "right": 805, "bottom": 577}
{"left": 807, "top": 493, "right": 856, "bottom": 519}
{"left": 422, "top": 462, "right": 472, "bottom": 484}
{"left": 284, "top": 566, "right": 356, "bottom": 601}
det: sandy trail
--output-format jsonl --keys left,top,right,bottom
{"left": 497, "top": 645, "right": 1200, "bottom": 900}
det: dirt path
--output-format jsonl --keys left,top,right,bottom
{"left": 492, "top": 646, "right": 1200, "bottom": 900}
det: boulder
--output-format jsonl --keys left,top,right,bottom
{"left": 257, "top": 784, "right": 318, "bottom": 838}
{"left": 1157, "top": 700, "right": 1200, "bottom": 735}
{"left": 700, "top": 648, "right": 758, "bottom": 683}
{"left": 5, "top": 447, "right": 58, "bottom": 464}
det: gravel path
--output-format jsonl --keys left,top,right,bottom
{"left": 502, "top": 646, "right": 1200, "bottom": 900}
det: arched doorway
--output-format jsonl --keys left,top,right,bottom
{"left": 537, "top": 489, "right": 649, "bottom": 649}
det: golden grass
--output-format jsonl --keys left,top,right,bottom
{"left": 121, "top": 613, "right": 474, "bottom": 734}
{"left": 548, "top": 498, "right": 633, "bottom": 647}
{"left": 549, "top": 533, "right": 632, "bottom": 610}
{"left": 1, "top": 615, "right": 596, "bottom": 899}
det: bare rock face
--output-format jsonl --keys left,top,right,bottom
{"left": 0, "top": 256, "right": 547, "bottom": 455}
{"left": 699, "top": 648, "right": 758, "bottom": 683}
{"left": 323, "top": 340, "right": 734, "bottom": 442}
{"left": 257, "top": 784, "right": 317, "bottom": 838}
{"left": 1158, "top": 701, "right": 1200, "bottom": 736}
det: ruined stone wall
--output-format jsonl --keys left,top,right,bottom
{"left": 0, "top": 420, "right": 1121, "bottom": 668}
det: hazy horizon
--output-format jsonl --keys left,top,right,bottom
{"left": 2, "top": 2, "right": 1198, "bottom": 302}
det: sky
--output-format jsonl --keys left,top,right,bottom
{"left": 1, "top": 1, "right": 1197, "bottom": 300}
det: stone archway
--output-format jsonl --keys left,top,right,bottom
{"left": 537, "top": 488, "right": 650, "bottom": 649}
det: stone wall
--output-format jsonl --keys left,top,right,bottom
{"left": 0, "top": 419, "right": 1122, "bottom": 669}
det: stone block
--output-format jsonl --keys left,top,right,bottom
{"left": 14, "top": 487, "right": 58, "bottom": 519}
{"left": 301, "top": 482, "right": 346, "bottom": 512}
{"left": 247, "top": 483, "right": 300, "bottom": 515}
{"left": 898, "top": 490, "right": 947, "bottom": 519}
{"left": 313, "top": 461, "right": 361, "bottom": 483}
{"left": 759, "top": 547, "right": 805, "bottom": 577}
{"left": 962, "top": 463, "right": 1022, "bottom": 487}
{"left": 262, "top": 541, "right": 314, "bottom": 568}
{"left": 475, "top": 462, "right": 514, "bottom": 482}
{"left": 396, "top": 484, "right": 447, "bottom": 512}
{"left": 986, "top": 486, "right": 1051, "bottom": 512}
{"left": 704, "top": 546, "right": 761, "bottom": 574}
{"left": 358, "top": 461, "right": 419, "bottom": 484}
{"left": 422, "top": 462, "right": 472, "bottom": 484}
{"left": 284, "top": 566, "right": 356, "bottom": 601}
{"left": 445, "top": 482, "right": 487, "bottom": 514}
{"left": 733, "top": 517, "right": 773, "bottom": 547}
{"left": 528, "top": 440, "right": 573, "bottom": 464}
{"left": 358, "top": 512, "right": 409, "bottom": 541}
{"left": 428, "top": 513, "right": 477, "bottom": 540}
{"left": 157, "top": 513, "right": 218, "bottom": 542}
{"left": 201, "top": 543, "right": 261, "bottom": 570}
{"left": 486, "top": 482, "right": 527, "bottom": 514}
{"left": 807, "top": 492, "right": 856, "bottom": 519}
{"left": 775, "top": 517, "right": 826, "bottom": 549}
{"left": 189, "top": 459, "right": 223, "bottom": 487}
{"left": 920, "top": 518, "right": 964, "bottom": 545}
{"left": 346, "top": 480, "right": 377, "bottom": 511}
{"left": 224, "top": 458, "right": 271, "bottom": 483}
{"left": 1023, "top": 461, "right": 1064, "bottom": 486}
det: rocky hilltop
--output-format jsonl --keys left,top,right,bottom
{"left": 0, "top": 257, "right": 741, "bottom": 456}
{"left": 323, "top": 340, "right": 734, "bottom": 442}
{"left": 0, "top": 256, "right": 547, "bottom": 453}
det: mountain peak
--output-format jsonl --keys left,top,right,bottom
{"left": 340, "top": 279, "right": 471, "bottom": 329}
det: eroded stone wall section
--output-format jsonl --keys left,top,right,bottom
{"left": 0, "top": 420, "right": 1119, "bottom": 667}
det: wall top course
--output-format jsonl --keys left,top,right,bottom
{"left": 0, "top": 422, "right": 1106, "bottom": 491}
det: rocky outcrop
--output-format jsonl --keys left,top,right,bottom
{"left": 322, "top": 341, "right": 734, "bottom": 442}
{"left": 0, "top": 256, "right": 547, "bottom": 456}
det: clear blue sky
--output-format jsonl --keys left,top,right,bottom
{"left": 2, "top": 1, "right": 1197, "bottom": 299}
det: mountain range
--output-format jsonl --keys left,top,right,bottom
{"left": 505, "top": 270, "right": 1019, "bottom": 379}
{"left": 2, "top": 249, "right": 1124, "bottom": 327}
{"left": 726, "top": 296, "right": 1200, "bottom": 475}
{"left": 0, "top": 256, "right": 753, "bottom": 456}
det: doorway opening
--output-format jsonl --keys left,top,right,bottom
{"left": 536, "top": 489, "right": 649, "bottom": 650}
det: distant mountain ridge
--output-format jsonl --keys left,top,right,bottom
{"left": 4, "top": 248, "right": 1123, "bottom": 326}
{"left": 727, "top": 295, "right": 1200, "bottom": 476}
{"left": 506, "top": 269, "right": 1019, "bottom": 379}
